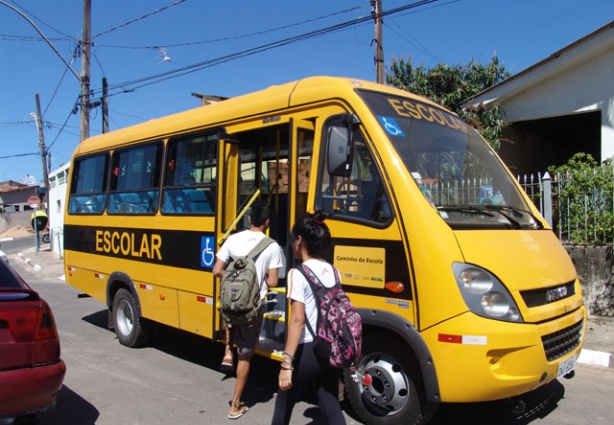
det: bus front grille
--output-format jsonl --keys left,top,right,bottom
{"left": 541, "top": 319, "right": 583, "bottom": 362}
{"left": 521, "top": 281, "right": 575, "bottom": 307}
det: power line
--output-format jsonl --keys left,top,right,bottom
{"left": 46, "top": 95, "right": 81, "bottom": 151}
{"left": 92, "top": 0, "right": 189, "bottom": 39}
{"left": 6, "top": 0, "right": 76, "bottom": 40}
{"left": 0, "top": 152, "right": 38, "bottom": 159}
{"left": 93, "top": 6, "right": 363, "bottom": 50}
{"left": 96, "top": 0, "right": 443, "bottom": 97}
{"left": 0, "top": 33, "right": 72, "bottom": 42}
{"left": 384, "top": 20, "right": 441, "bottom": 63}
{"left": 0, "top": 0, "right": 80, "bottom": 80}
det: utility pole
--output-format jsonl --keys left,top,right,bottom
{"left": 372, "top": 0, "right": 384, "bottom": 84}
{"left": 32, "top": 93, "right": 50, "bottom": 202}
{"left": 102, "top": 77, "right": 109, "bottom": 133}
{"left": 80, "top": 0, "right": 91, "bottom": 141}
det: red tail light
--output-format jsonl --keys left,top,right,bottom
{"left": 0, "top": 295, "right": 61, "bottom": 369}
{"left": 32, "top": 301, "right": 61, "bottom": 365}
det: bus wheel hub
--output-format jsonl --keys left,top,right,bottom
{"left": 360, "top": 355, "right": 409, "bottom": 412}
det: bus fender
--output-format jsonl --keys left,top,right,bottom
{"left": 357, "top": 308, "right": 440, "bottom": 403}
{"left": 106, "top": 271, "right": 143, "bottom": 328}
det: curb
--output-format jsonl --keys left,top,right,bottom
{"left": 17, "top": 252, "right": 43, "bottom": 271}
{"left": 15, "top": 251, "right": 65, "bottom": 281}
{"left": 578, "top": 348, "right": 612, "bottom": 369}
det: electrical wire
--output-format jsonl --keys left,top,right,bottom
{"left": 96, "top": 0, "right": 443, "bottom": 97}
{"left": 93, "top": 6, "right": 363, "bottom": 50}
{"left": 45, "top": 95, "right": 81, "bottom": 151}
{"left": 43, "top": 65, "right": 71, "bottom": 116}
{"left": 7, "top": 0, "right": 76, "bottom": 40}
{"left": 92, "top": 0, "right": 189, "bottom": 39}
{"left": 384, "top": 20, "right": 442, "bottom": 63}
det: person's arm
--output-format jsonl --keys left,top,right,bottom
{"left": 266, "top": 267, "right": 278, "bottom": 288}
{"left": 212, "top": 258, "right": 227, "bottom": 279}
{"left": 278, "top": 299, "right": 304, "bottom": 391}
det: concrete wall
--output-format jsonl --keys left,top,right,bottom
{"left": 567, "top": 245, "right": 614, "bottom": 317}
{"left": 0, "top": 211, "right": 31, "bottom": 234}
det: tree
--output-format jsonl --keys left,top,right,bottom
{"left": 386, "top": 55, "right": 510, "bottom": 149}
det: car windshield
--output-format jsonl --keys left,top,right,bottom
{"left": 357, "top": 89, "right": 542, "bottom": 230}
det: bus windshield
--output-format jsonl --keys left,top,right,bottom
{"left": 357, "top": 89, "right": 542, "bottom": 230}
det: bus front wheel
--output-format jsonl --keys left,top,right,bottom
{"left": 344, "top": 331, "right": 437, "bottom": 425}
{"left": 112, "top": 288, "right": 152, "bottom": 348}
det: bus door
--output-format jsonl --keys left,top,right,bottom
{"left": 215, "top": 120, "right": 315, "bottom": 354}
{"left": 314, "top": 114, "right": 413, "bottom": 316}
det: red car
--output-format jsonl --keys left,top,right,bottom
{"left": 0, "top": 258, "right": 66, "bottom": 424}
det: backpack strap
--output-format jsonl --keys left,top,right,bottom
{"left": 295, "top": 265, "right": 320, "bottom": 339}
{"left": 245, "top": 236, "right": 275, "bottom": 289}
{"left": 247, "top": 236, "right": 275, "bottom": 262}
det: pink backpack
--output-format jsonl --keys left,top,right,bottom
{"left": 297, "top": 264, "right": 362, "bottom": 369}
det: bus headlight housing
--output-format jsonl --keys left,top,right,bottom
{"left": 453, "top": 263, "right": 523, "bottom": 323}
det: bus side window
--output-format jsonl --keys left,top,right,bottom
{"left": 162, "top": 133, "right": 217, "bottom": 215}
{"left": 316, "top": 119, "right": 391, "bottom": 224}
{"left": 108, "top": 143, "right": 162, "bottom": 215}
{"left": 68, "top": 154, "right": 108, "bottom": 215}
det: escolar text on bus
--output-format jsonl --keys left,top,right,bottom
{"left": 95, "top": 230, "right": 162, "bottom": 260}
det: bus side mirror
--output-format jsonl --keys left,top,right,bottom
{"left": 327, "top": 114, "right": 359, "bottom": 177}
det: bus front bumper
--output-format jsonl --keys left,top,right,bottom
{"left": 421, "top": 306, "right": 586, "bottom": 403}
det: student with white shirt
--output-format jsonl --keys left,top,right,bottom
{"left": 213, "top": 201, "right": 284, "bottom": 420}
{"left": 271, "top": 210, "right": 346, "bottom": 425}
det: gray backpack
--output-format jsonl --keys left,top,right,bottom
{"left": 220, "top": 237, "right": 275, "bottom": 325}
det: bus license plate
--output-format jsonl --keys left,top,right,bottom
{"left": 557, "top": 355, "right": 576, "bottom": 378}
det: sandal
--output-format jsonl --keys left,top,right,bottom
{"left": 228, "top": 401, "right": 249, "bottom": 420}
{"left": 220, "top": 348, "right": 234, "bottom": 372}
{"left": 220, "top": 355, "right": 233, "bottom": 372}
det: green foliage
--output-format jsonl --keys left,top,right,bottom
{"left": 548, "top": 153, "right": 614, "bottom": 245}
{"left": 386, "top": 55, "right": 510, "bottom": 149}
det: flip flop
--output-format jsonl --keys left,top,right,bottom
{"left": 228, "top": 402, "right": 249, "bottom": 420}
{"left": 220, "top": 357, "right": 233, "bottom": 372}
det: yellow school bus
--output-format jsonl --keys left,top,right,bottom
{"left": 64, "top": 76, "right": 585, "bottom": 425}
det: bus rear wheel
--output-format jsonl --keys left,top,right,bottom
{"left": 112, "top": 288, "right": 152, "bottom": 348}
{"left": 344, "top": 332, "right": 436, "bottom": 425}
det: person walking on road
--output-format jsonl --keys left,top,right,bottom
{"left": 271, "top": 210, "right": 346, "bottom": 425}
{"left": 212, "top": 201, "right": 284, "bottom": 420}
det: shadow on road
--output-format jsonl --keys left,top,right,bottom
{"left": 38, "top": 385, "right": 100, "bottom": 425}
{"left": 429, "top": 379, "right": 565, "bottom": 424}
{"left": 78, "top": 309, "right": 568, "bottom": 425}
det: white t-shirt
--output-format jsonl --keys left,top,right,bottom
{"left": 216, "top": 230, "right": 284, "bottom": 300}
{"left": 287, "top": 259, "right": 337, "bottom": 344}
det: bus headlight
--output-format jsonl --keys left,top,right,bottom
{"left": 453, "top": 263, "right": 523, "bottom": 323}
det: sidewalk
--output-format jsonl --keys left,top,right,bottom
{"left": 8, "top": 244, "right": 614, "bottom": 369}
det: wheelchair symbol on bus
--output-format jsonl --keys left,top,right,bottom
{"left": 377, "top": 116, "right": 405, "bottom": 137}
{"left": 201, "top": 236, "right": 215, "bottom": 268}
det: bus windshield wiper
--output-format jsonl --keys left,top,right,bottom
{"left": 483, "top": 205, "right": 544, "bottom": 229}
{"left": 437, "top": 206, "right": 497, "bottom": 218}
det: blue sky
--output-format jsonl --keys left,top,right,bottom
{"left": 1, "top": 0, "right": 613, "bottom": 184}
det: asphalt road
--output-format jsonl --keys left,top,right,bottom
{"left": 4, "top": 235, "right": 612, "bottom": 425}
{"left": 13, "top": 275, "right": 610, "bottom": 425}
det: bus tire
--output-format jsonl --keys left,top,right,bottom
{"left": 112, "top": 288, "right": 152, "bottom": 348}
{"left": 344, "top": 330, "right": 437, "bottom": 425}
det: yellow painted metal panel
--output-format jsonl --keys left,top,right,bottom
{"left": 177, "top": 291, "right": 214, "bottom": 338}
{"left": 138, "top": 283, "right": 178, "bottom": 328}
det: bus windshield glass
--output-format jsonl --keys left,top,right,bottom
{"left": 357, "top": 89, "right": 541, "bottom": 230}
